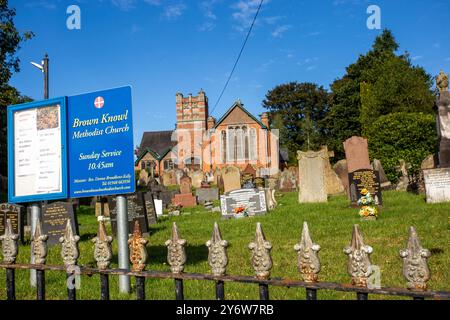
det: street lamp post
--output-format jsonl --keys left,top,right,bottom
{"left": 29, "top": 54, "right": 49, "bottom": 287}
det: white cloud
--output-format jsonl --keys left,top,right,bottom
{"left": 111, "top": 0, "right": 136, "bottom": 11}
{"left": 411, "top": 55, "right": 423, "bottom": 61}
{"left": 306, "top": 65, "right": 317, "bottom": 71}
{"left": 164, "top": 3, "right": 187, "bottom": 20}
{"left": 231, "top": 0, "right": 269, "bottom": 32}
{"left": 271, "top": 25, "right": 292, "bottom": 38}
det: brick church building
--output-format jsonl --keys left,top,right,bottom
{"left": 135, "top": 90, "right": 279, "bottom": 177}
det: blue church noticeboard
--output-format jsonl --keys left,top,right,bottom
{"left": 7, "top": 86, "right": 135, "bottom": 203}
{"left": 67, "top": 86, "right": 135, "bottom": 198}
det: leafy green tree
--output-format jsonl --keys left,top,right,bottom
{"left": 262, "top": 82, "right": 330, "bottom": 161}
{"left": 0, "top": 0, "right": 34, "bottom": 176}
{"left": 327, "top": 29, "right": 435, "bottom": 157}
{"left": 366, "top": 112, "right": 438, "bottom": 182}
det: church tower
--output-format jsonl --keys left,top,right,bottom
{"left": 175, "top": 90, "right": 209, "bottom": 169}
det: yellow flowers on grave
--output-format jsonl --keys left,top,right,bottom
{"left": 357, "top": 189, "right": 378, "bottom": 219}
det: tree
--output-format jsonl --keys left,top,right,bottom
{"left": 0, "top": 0, "right": 34, "bottom": 176}
{"left": 327, "top": 29, "right": 435, "bottom": 158}
{"left": 366, "top": 113, "right": 438, "bottom": 182}
{"left": 262, "top": 82, "right": 330, "bottom": 162}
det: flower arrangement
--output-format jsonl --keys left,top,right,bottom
{"left": 233, "top": 206, "right": 248, "bottom": 218}
{"left": 357, "top": 188, "right": 378, "bottom": 219}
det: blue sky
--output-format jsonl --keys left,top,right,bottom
{"left": 9, "top": 0, "right": 450, "bottom": 147}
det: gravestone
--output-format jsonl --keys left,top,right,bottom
{"left": 0, "top": 203, "right": 25, "bottom": 243}
{"left": 264, "top": 188, "right": 277, "bottom": 211}
{"left": 108, "top": 192, "right": 149, "bottom": 235}
{"left": 189, "top": 170, "right": 204, "bottom": 189}
{"left": 144, "top": 192, "right": 158, "bottom": 225}
{"left": 162, "top": 170, "right": 177, "bottom": 187}
{"left": 138, "top": 169, "right": 149, "bottom": 188}
{"left": 372, "top": 159, "right": 391, "bottom": 189}
{"left": 348, "top": 169, "right": 382, "bottom": 205}
{"left": 213, "top": 168, "right": 222, "bottom": 185}
{"left": 423, "top": 168, "right": 450, "bottom": 203}
{"left": 172, "top": 174, "right": 197, "bottom": 207}
{"left": 220, "top": 188, "right": 267, "bottom": 218}
{"left": 297, "top": 150, "right": 327, "bottom": 203}
{"left": 41, "top": 201, "right": 79, "bottom": 245}
{"left": 333, "top": 160, "right": 349, "bottom": 194}
{"left": 180, "top": 174, "right": 192, "bottom": 194}
{"left": 321, "top": 146, "right": 345, "bottom": 195}
{"left": 196, "top": 187, "right": 219, "bottom": 204}
{"left": 436, "top": 70, "right": 450, "bottom": 168}
{"left": 343, "top": 136, "right": 372, "bottom": 173}
{"left": 222, "top": 166, "right": 241, "bottom": 193}
{"left": 175, "top": 169, "right": 184, "bottom": 185}
{"left": 154, "top": 199, "right": 163, "bottom": 216}
{"left": 279, "top": 168, "right": 297, "bottom": 192}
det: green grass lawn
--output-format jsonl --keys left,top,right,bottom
{"left": 0, "top": 190, "right": 449, "bottom": 300}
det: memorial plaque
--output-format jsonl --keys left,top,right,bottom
{"left": 423, "top": 168, "right": 450, "bottom": 203}
{"left": 0, "top": 203, "right": 25, "bottom": 243}
{"left": 108, "top": 192, "right": 149, "bottom": 235}
{"left": 41, "top": 201, "right": 78, "bottom": 245}
{"left": 220, "top": 189, "right": 267, "bottom": 219}
{"left": 348, "top": 169, "right": 382, "bottom": 205}
{"left": 144, "top": 192, "right": 158, "bottom": 225}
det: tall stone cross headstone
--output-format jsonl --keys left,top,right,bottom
{"left": 297, "top": 149, "right": 327, "bottom": 203}
{"left": 436, "top": 70, "right": 450, "bottom": 168}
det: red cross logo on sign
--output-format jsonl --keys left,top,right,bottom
{"left": 94, "top": 96, "right": 105, "bottom": 109}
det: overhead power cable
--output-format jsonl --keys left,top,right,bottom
{"left": 210, "top": 0, "right": 264, "bottom": 116}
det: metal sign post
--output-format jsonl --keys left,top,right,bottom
{"left": 116, "top": 195, "right": 130, "bottom": 293}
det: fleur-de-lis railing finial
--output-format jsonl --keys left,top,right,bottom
{"left": 248, "top": 223, "right": 272, "bottom": 279}
{"left": 0, "top": 219, "right": 19, "bottom": 264}
{"left": 206, "top": 222, "right": 228, "bottom": 276}
{"left": 344, "top": 225, "right": 373, "bottom": 287}
{"left": 32, "top": 218, "right": 48, "bottom": 265}
{"left": 294, "top": 221, "right": 321, "bottom": 282}
{"left": 165, "top": 222, "right": 187, "bottom": 273}
{"left": 59, "top": 219, "right": 80, "bottom": 268}
{"left": 128, "top": 220, "right": 148, "bottom": 272}
{"left": 399, "top": 227, "right": 431, "bottom": 291}
{"left": 92, "top": 220, "right": 113, "bottom": 270}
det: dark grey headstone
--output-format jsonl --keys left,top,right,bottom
{"left": 108, "top": 192, "right": 149, "bottom": 235}
{"left": 196, "top": 188, "right": 219, "bottom": 204}
{"left": 348, "top": 169, "right": 382, "bottom": 205}
{"left": 41, "top": 201, "right": 78, "bottom": 246}
{"left": 220, "top": 188, "right": 267, "bottom": 219}
{"left": 0, "top": 203, "right": 25, "bottom": 244}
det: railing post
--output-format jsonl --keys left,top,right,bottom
{"left": 344, "top": 225, "right": 373, "bottom": 301}
{"left": 6, "top": 268, "right": 16, "bottom": 300}
{"left": 259, "top": 283, "right": 269, "bottom": 300}
{"left": 357, "top": 292, "right": 368, "bottom": 300}
{"left": 117, "top": 195, "right": 131, "bottom": 294}
{"left": 249, "top": 223, "right": 272, "bottom": 301}
{"left": 175, "top": 278, "right": 184, "bottom": 300}
{"left": 206, "top": 223, "right": 228, "bottom": 301}
{"left": 93, "top": 220, "right": 113, "bottom": 300}
{"left": 100, "top": 273, "right": 110, "bottom": 300}
{"left": 136, "top": 276, "right": 146, "bottom": 300}
{"left": 294, "top": 222, "right": 321, "bottom": 301}
{"left": 306, "top": 288, "right": 317, "bottom": 300}
{"left": 30, "top": 218, "right": 48, "bottom": 300}
{"left": 166, "top": 223, "right": 187, "bottom": 301}
{"left": 128, "top": 220, "right": 148, "bottom": 301}
{"left": 59, "top": 219, "right": 80, "bottom": 301}
{"left": 36, "top": 269, "right": 45, "bottom": 300}
{"left": 0, "top": 219, "right": 19, "bottom": 301}
{"left": 215, "top": 281, "right": 225, "bottom": 300}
